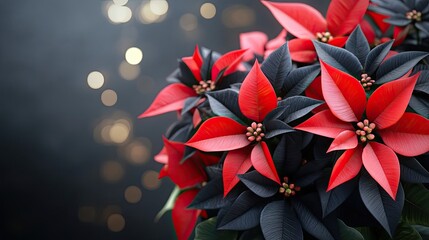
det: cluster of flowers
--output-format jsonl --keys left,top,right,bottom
{"left": 139, "top": 0, "right": 429, "bottom": 239}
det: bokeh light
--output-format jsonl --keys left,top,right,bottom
{"left": 107, "top": 4, "right": 132, "bottom": 24}
{"left": 124, "top": 186, "right": 142, "bottom": 204}
{"left": 222, "top": 5, "right": 255, "bottom": 28}
{"left": 87, "top": 71, "right": 104, "bottom": 89}
{"left": 125, "top": 47, "right": 143, "bottom": 65}
{"left": 149, "top": 0, "right": 169, "bottom": 16}
{"left": 100, "top": 161, "right": 124, "bottom": 183}
{"left": 119, "top": 61, "right": 140, "bottom": 80}
{"left": 109, "top": 121, "right": 130, "bottom": 144}
{"left": 120, "top": 138, "right": 151, "bottom": 165}
{"left": 180, "top": 13, "right": 198, "bottom": 31}
{"left": 200, "top": 3, "right": 216, "bottom": 19}
{"left": 78, "top": 206, "right": 96, "bottom": 223}
{"left": 101, "top": 89, "right": 118, "bottom": 107}
{"left": 138, "top": 2, "right": 166, "bottom": 24}
{"left": 113, "top": 0, "right": 128, "bottom": 6}
{"left": 107, "top": 214, "right": 125, "bottom": 232}
{"left": 141, "top": 170, "right": 161, "bottom": 190}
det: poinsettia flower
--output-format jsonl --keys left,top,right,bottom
{"left": 240, "top": 30, "right": 287, "bottom": 61}
{"left": 139, "top": 46, "right": 247, "bottom": 118}
{"left": 369, "top": 0, "right": 429, "bottom": 39}
{"left": 261, "top": 0, "right": 369, "bottom": 62}
{"left": 186, "top": 61, "right": 281, "bottom": 196}
{"left": 296, "top": 60, "right": 429, "bottom": 199}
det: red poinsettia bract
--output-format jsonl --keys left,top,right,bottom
{"left": 139, "top": 47, "right": 246, "bottom": 118}
{"left": 240, "top": 30, "right": 287, "bottom": 61}
{"left": 186, "top": 61, "right": 280, "bottom": 196}
{"left": 261, "top": 0, "right": 369, "bottom": 62}
{"left": 296, "top": 61, "right": 429, "bottom": 199}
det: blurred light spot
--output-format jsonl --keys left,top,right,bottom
{"left": 87, "top": 71, "right": 104, "bottom": 89}
{"left": 149, "top": 0, "right": 169, "bottom": 16}
{"left": 100, "top": 161, "right": 124, "bottom": 183}
{"left": 142, "top": 170, "right": 161, "bottom": 190}
{"left": 107, "top": 214, "right": 125, "bottom": 232}
{"left": 113, "top": 0, "right": 128, "bottom": 6}
{"left": 122, "top": 139, "right": 151, "bottom": 164}
{"left": 119, "top": 61, "right": 140, "bottom": 80}
{"left": 180, "top": 13, "right": 198, "bottom": 31}
{"left": 78, "top": 206, "right": 96, "bottom": 223}
{"left": 125, "top": 47, "right": 143, "bottom": 65}
{"left": 101, "top": 89, "right": 117, "bottom": 107}
{"left": 138, "top": 2, "right": 166, "bottom": 24}
{"left": 222, "top": 5, "right": 255, "bottom": 28}
{"left": 108, "top": 4, "right": 132, "bottom": 24}
{"left": 124, "top": 186, "right": 142, "bottom": 203}
{"left": 101, "top": 205, "right": 122, "bottom": 223}
{"left": 200, "top": 3, "right": 216, "bottom": 19}
{"left": 109, "top": 121, "right": 130, "bottom": 144}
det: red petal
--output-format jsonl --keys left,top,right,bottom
{"left": 159, "top": 165, "right": 168, "bottom": 178}
{"left": 172, "top": 189, "right": 201, "bottom": 240}
{"left": 240, "top": 31, "right": 268, "bottom": 61}
{"left": 367, "top": 73, "right": 420, "bottom": 129}
{"left": 223, "top": 146, "right": 253, "bottom": 196}
{"left": 379, "top": 113, "right": 429, "bottom": 156}
{"left": 154, "top": 146, "right": 168, "bottom": 164}
{"left": 328, "top": 36, "right": 348, "bottom": 47}
{"left": 186, "top": 117, "right": 250, "bottom": 152}
{"left": 192, "top": 109, "right": 201, "bottom": 127}
{"left": 289, "top": 38, "right": 317, "bottom": 63}
{"left": 211, "top": 49, "right": 247, "bottom": 80}
{"left": 304, "top": 76, "right": 328, "bottom": 113}
{"left": 362, "top": 142, "right": 400, "bottom": 199}
{"left": 238, "top": 61, "right": 277, "bottom": 122}
{"left": 251, "top": 142, "right": 280, "bottom": 184}
{"left": 261, "top": 1, "right": 326, "bottom": 39}
{"left": 163, "top": 138, "right": 207, "bottom": 188}
{"left": 295, "top": 109, "right": 354, "bottom": 138}
{"left": 327, "top": 130, "right": 358, "bottom": 152}
{"left": 393, "top": 26, "right": 410, "bottom": 46}
{"left": 360, "top": 19, "right": 376, "bottom": 45}
{"left": 139, "top": 83, "right": 196, "bottom": 118}
{"left": 367, "top": 9, "right": 390, "bottom": 34}
{"left": 326, "top": 0, "right": 369, "bottom": 36}
{"left": 327, "top": 146, "right": 363, "bottom": 191}
{"left": 196, "top": 151, "right": 220, "bottom": 166}
{"left": 265, "top": 30, "right": 287, "bottom": 51}
{"left": 182, "top": 46, "right": 203, "bottom": 81}
{"left": 320, "top": 61, "right": 366, "bottom": 122}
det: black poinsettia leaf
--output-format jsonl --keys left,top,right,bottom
{"left": 376, "top": 51, "right": 429, "bottom": 84}
{"left": 414, "top": 225, "right": 429, "bottom": 239}
{"left": 410, "top": 94, "right": 429, "bottom": 118}
{"left": 292, "top": 199, "right": 335, "bottom": 240}
{"left": 189, "top": 177, "right": 239, "bottom": 210}
{"left": 337, "top": 219, "right": 364, "bottom": 240}
{"left": 216, "top": 71, "right": 248, "bottom": 90}
{"left": 313, "top": 41, "right": 362, "bottom": 78}
{"left": 181, "top": 96, "right": 201, "bottom": 116}
{"left": 279, "top": 96, "right": 323, "bottom": 123}
{"left": 400, "top": 156, "right": 429, "bottom": 183}
{"left": 200, "top": 49, "right": 214, "bottom": 80}
{"left": 359, "top": 171, "right": 405, "bottom": 237}
{"left": 273, "top": 133, "right": 304, "bottom": 176}
{"left": 217, "top": 191, "right": 264, "bottom": 230}
{"left": 166, "top": 68, "right": 181, "bottom": 83}
{"left": 206, "top": 165, "right": 222, "bottom": 180}
{"left": 415, "top": 70, "right": 429, "bottom": 94}
{"left": 206, "top": 89, "right": 246, "bottom": 123}
{"left": 260, "top": 200, "right": 303, "bottom": 240}
{"left": 316, "top": 171, "right": 357, "bottom": 217}
{"left": 264, "top": 120, "right": 294, "bottom": 139}
{"left": 364, "top": 40, "right": 394, "bottom": 76}
{"left": 178, "top": 60, "right": 198, "bottom": 87}
{"left": 261, "top": 43, "right": 292, "bottom": 92}
{"left": 165, "top": 113, "right": 192, "bottom": 140}
{"left": 345, "top": 26, "right": 370, "bottom": 66}
{"left": 283, "top": 65, "right": 320, "bottom": 98}
{"left": 238, "top": 170, "right": 279, "bottom": 198}
{"left": 238, "top": 227, "right": 265, "bottom": 240}
{"left": 264, "top": 106, "right": 287, "bottom": 122}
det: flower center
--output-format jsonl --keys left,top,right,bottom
{"left": 246, "top": 122, "right": 265, "bottom": 142}
{"left": 360, "top": 73, "right": 375, "bottom": 91}
{"left": 279, "top": 177, "right": 300, "bottom": 197}
{"left": 356, "top": 119, "right": 376, "bottom": 142}
{"left": 316, "top": 32, "right": 333, "bottom": 43}
{"left": 193, "top": 80, "right": 215, "bottom": 94}
{"left": 406, "top": 10, "right": 422, "bottom": 22}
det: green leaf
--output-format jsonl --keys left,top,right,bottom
{"left": 413, "top": 225, "right": 429, "bottom": 239}
{"left": 355, "top": 227, "right": 378, "bottom": 240}
{"left": 155, "top": 186, "right": 180, "bottom": 222}
{"left": 392, "top": 222, "right": 422, "bottom": 240}
{"left": 402, "top": 183, "right": 429, "bottom": 226}
{"left": 194, "top": 217, "right": 238, "bottom": 240}
{"left": 338, "top": 219, "right": 364, "bottom": 240}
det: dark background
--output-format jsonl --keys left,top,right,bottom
{"left": 0, "top": 0, "right": 327, "bottom": 239}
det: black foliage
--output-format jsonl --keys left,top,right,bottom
{"left": 364, "top": 40, "right": 394, "bottom": 76}
{"left": 178, "top": 60, "right": 198, "bottom": 87}
{"left": 261, "top": 43, "right": 293, "bottom": 93}
{"left": 400, "top": 156, "right": 429, "bottom": 183}
{"left": 346, "top": 26, "right": 370, "bottom": 67}
{"left": 238, "top": 171, "right": 278, "bottom": 198}
{"left": 181, "top": 96, "right": 201, "bottom": 116}
{"left": 216, "top": 71, "right": 248, "bottom": 90}
{"left": 264, "top": 120, "right": 294, "bottom": 139}
{"left": 279, "top": 96, "right": 323, "bottom": 123}
{"left": 283, "top": 64, "right": 320, "bottom": 98}
{"left": 273, "top": 133, "right": 304, "bottom": 176}
{"left": 206, "top": 89, "right": 247, "bottom": 122}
